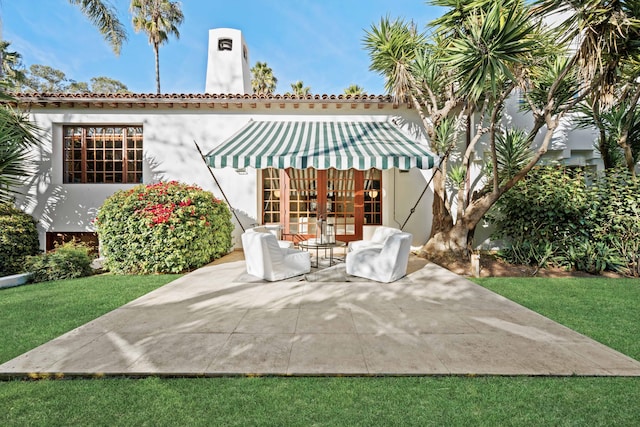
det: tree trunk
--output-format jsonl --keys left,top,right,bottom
{"left": 154, "top": 44, "right": 161, "bottom": 94}
{"left": 420, "top": 182, "right": 503, "bottom": 260}
{"left": 428, "top": 169, "right": 454, "bottom": 239}
{"left": 622, "top": 143, "right": 636, "bottom": 176}
{"left": 420, "top": 219, "right": 471, "bottom": 258}
{"left": 600, "top": 140, "right": 618, "bottom": 169}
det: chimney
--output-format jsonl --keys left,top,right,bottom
{"left": 205, "top": 28, "right": 251, "bottom": 94}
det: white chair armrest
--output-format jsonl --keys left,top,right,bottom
{"left": 348, "top": 240, "right": 384, "bottom": 252}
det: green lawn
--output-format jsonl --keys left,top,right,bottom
{"left": 0, "top": 274, "right": 181, "bottom": 363}
{"left": 1, "top": 275, "right": 639, "bottom": 426}
{"left": 474, "top": 276, "right": 640, "bottom": 360}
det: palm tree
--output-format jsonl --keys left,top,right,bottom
{"left": 251, "top": 62, "right": 277, "bottom": 95}
{"left": 130, "top": 0, "right": 184, "bottom": 94}
{"left": 344, "top": 84, "right": 365, "bottom": 96}
{"left": 288, "top": 81, "right": 311, "bottom": 97}
{"left": 69, "top": 0, "right": 127, "bottom": 55}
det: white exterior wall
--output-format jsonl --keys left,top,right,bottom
{"left": 19, "top": 105, "right": 434, "bottom": 250}
{"left": 504, "top": 94, "right": 602, "bottom": 169}
{"left": 20, "top": 95, "right": 613, "bottom": 253}
{"left": 379, "top": 168, "right": 434, "bottom": 246}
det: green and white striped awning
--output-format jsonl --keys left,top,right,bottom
{"left": 205, "top": 120, "right": 437, "bottom": 170}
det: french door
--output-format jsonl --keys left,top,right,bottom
{"left": 262, "top": 167, "right": 381, "bottom": 243}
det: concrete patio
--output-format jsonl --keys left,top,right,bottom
{"left": 2, "top": 253, "right": 640, "bottom": 378}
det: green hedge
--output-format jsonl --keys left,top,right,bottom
{"left": 0, "top": 203, "right": 39, "bottom": 276}
{"left": 489, "top": 167, "right": 640, "bottom": 276}
{"left": 585, "top": 170, "right": 640, "bottom": 275}
{"left": 95, "top": 181, "right": 233, "bottom": 274}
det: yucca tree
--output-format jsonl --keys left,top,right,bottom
{"left": 0, "top": 105, "right": 41, "bottom": 203}
{"left": 532, "top": 0, "right": 640, "bottom": 175}
{"left": 344, "top": 84, "right": 366, "bottom": 96}
{"left": 251, "top": 62, "right": 277, "bottom": 95}
{"left": 365, "top": 0, "right": 590, "bottom": 257}
{"left": 288, "top": 81, "right": 311, "bottom": 97}
{"left": 130, "top": 0, "right": 184, "bottom": 94}
{"left": 438, "top": 0, "right": 595, "bottom": 254}
{"left": 364, "top": 16, "right": 464, "bottom": 243}
{"left": 69, "top": 0, "right": 127, "bottom": 55}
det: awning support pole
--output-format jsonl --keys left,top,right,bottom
{"left": 193, "top": 140, "right": 246, "bottom": 232}
{"left": 399, "top": 145, "right": 454, "bottom": 231}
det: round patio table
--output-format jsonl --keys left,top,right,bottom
{"left": 298, "top": 239, "right": 347, "bottom": 268}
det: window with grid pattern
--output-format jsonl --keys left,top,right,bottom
{"left": 63, "top": 126, "right": 143, "bottom": 184}
{"left": 363, "top": 169, "right": 382, "bottom": 225}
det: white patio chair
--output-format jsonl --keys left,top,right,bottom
{"left": 241, "top": 229, "right": 311, "bottom": 281}
{"left": 347, "top": 226, "right": 403, "bottom": 253}
{"left": 346, "top": 232, "right": 412, "bottom": 283}
{"left": 249, "top": 225, "right": 293, "bottom": 248}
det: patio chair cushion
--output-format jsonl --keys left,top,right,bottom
{"left": 346, "top": 232, "right": 412, "bottom": 283}
{"left": 241, "top": 229, "right": 310, "bottom": 281}
{"left": 249, "top": 225, "right": 293, "bottom": 248}
{"left": 347, "top": 226, "right": 403, "bottom": 252}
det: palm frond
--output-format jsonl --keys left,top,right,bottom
{"left": 0, "top": 107, "right": 42, "bottom": 202}
{"left": 251, "top": 62, "right": 278, "bottom": 95}
{"left": 69, "top": 0, "right": 127, "bottom": 55}
{"left": 532, "top": 0, "right": 640, "bottom": 106}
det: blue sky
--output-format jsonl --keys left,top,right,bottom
{"left": 2, "top": 0, "right": 443, "bottom": 95}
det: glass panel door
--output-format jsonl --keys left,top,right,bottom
{"left": 363, "top": 169, "right": 382, "bottom": 225}
{"left": 262, "top": 167, "right": 377, "bottom": 242}
{"left": 286, "top": 168, "right": 318, "bottom": 237}
{"left": 262, "top": 168, "right": 281, "bottom": 224}
{"left": 327, "top": 169, "right": 356, "bottom": 239}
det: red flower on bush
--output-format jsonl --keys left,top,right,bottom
{"left": 137, "top": 202, "right": 176, "bottom": 225}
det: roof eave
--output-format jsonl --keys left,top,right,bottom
{"left": 3, "top": 93, "right": 409, "bottom": 110}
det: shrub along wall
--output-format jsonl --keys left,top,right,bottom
{"left": 585, "top": 171, "right": 640, "bottom": 276}
{"left": 25, "top": 241, "right": 94, "bottom": 283}
{"left": 489, "top": 167, "right": 640, "bottom": 276}
{"left": 0, "top": 203, "right": 39, "bottom": 276}
{"left": 96, "top": 181, "right": 233, "bottom": 274}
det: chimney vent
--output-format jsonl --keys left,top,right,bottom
{"left": 218, "top": 38, "right": 233, "bottom": 51}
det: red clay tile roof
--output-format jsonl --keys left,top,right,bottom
{"left": 4, "top": 92, "right": 404, "bottom": 110}
{"left": 9, "top": 92, "right": 392, "bottom": 100}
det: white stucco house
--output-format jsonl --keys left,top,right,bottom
{"left": 6, "top": 28, "right": 605, "bottom": 253}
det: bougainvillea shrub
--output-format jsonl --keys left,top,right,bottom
{"left": 95, "top": 181, "right": 233, "bottom": 274}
